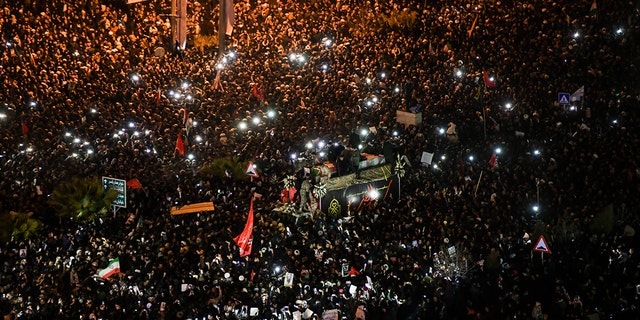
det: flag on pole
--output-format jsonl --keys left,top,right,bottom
{"left": 488, "top": 152, "right": 497, "bottom": 168}
{"left": 570, "top": 86, "right": 584, "bottom": 102}
{"left": 482, "top": 69, "right": 495, "bottom": 88}
{"left": 21, "top": 120, "right": 29, "bottom": 138}
{"left": 98, "top": 258, "right": 121, "bottom": 279}
{"left": 468, "top": 15, "right": 478, "bottom": 38}
{"left": 176, "top": 134, "right": 186, "bottom": 156}
{"left": 233, "top": 199, "right": 254, "bottom": 257}
{"left": 590, "top": 0, "right": 597, "bottom": 18}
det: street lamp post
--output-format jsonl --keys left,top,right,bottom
{"left": 218, "top": 0, "right": 228, "bottom": 57}
{"left": 164, "top": 0, "right": 187, "bottom": 50}
{"left": 170, "top": 0, "right": 177, "bottom": 45}
{"left": 176, "top": 0, "right": 187, "bottom": 49}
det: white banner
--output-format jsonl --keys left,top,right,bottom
{"left": 421, "top": 152, "right": 434, "bottom": 164}
{"left": 322, "top": 309, "right": 339, "bottom": 320}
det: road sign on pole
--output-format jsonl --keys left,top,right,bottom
{"left": 558, "top": 92, "right": 570, "bottom": 105}
{"left": 102, "top": 177, "right": 127, "bottom": 208}
{"left": 533, "top": 235, "right": 550, "bottom": 253}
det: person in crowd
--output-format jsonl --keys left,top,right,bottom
{"left": 1, "top": 0, "right": 639, "bottom": 319}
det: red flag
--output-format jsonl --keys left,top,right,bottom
{"left": 176, "top": 134, "right": 186, "bottom": 156}
{"left": 126, "top": 178, "right": 144, "bottom": 189}
{"left": 483, "top": 69, "right": 495, "bottom": 88}
{"left": 489, "top": 152, "right": 497, "bottom": 168}
{"left": 21, "top": 120, "right": 29, "bottom": 138}
{"left": 251, "top": 83, "right": 264, "bottom": 102}
{"left": 288, "top": 187, "right": 296, "bottom": 202}
{"left": 233, "top": 200, "right": 254, "bottom": 257}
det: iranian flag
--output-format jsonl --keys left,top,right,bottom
{"left": 98, "top": 258, "right": 121, "bottom": 279}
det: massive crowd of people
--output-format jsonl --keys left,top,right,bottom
{"left": 1, "top": 0, "right": 640, "bottom": 319}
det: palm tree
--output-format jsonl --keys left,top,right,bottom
{"left": 0, "top": 211, "right": 42, "bottom": 241}
{"left": 49, "top": 177, "right": 118, "bottom": 224}
{"left": 10, "top": 211, "right": 42, "bottom": 240}
{"left": 200, "top": 157, "right": 250, "bottom": 180}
